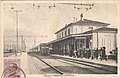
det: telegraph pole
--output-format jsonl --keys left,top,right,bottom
{"left": 34, "top": 38, "right": 36, "bottom": 46}
{"left": 14, "top": 10, "right": 22, "bottom": 56}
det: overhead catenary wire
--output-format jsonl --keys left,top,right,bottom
{"left": 4, "top": 3, "right": 95, "bottom": 52}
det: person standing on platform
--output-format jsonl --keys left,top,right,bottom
{"left": 81, "top": 48, "right": 83, "bottom": 58}
{"left": 102, "top": 47, "right": 107, "bottom": 60}
{"left": 116, "top": 47, "right": 118, "bottom": 63}
{"left": 100, "top": 47, "right": 103, "bottom": 60}
{"left": 114, "top": 47, "right": 118, "bottom": 63}
{"left": 88, "top": 49, "right": 91, "bottom": 59}
{"left": 95, "top": 48, "right": 99, "bottom": 60}
{"left": 76, "top": 49, "right": 79, "bottom": 58}
{"left": 79, "top": 48, "right": 82, "bottom": 58}
{"left": 63, "top": 49, "right": 66, "bottom": 56}
{"left": 74, "top": 50, "right": 77, "bottom": 58}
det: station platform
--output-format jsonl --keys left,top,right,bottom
{"left": 7, "top": 53, "right": 117, "bottom": 74}
{"left": 8, "top": 53, "right": 117, "bottom": 67}
{"left": 51, "top": 54, "right": 117, "bottom": 67}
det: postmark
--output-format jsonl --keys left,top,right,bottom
{"left": 1, "top": 59, "right": 26, "bottom": 78}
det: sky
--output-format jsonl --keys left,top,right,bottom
{"left": 2, "top": 2, "right": 119, "bottom": 51}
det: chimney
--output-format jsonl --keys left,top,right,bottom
{"left": 80, "top": 13, "right": 83, "bottom": 21}
{"left": 73, "top": 17, "right": 76, "bottom": 22}
{"left": 73, "top": 17, "right": 78, "bottom": 22}
{"left": 65, "top": 24, "right": 67, "bottom": 27}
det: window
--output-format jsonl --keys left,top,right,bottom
{"left": 102, "top": 38, "right": 103, "bottom": 46}
{"left": 60, "top": 33, "right": 61, "bottom": 38}
{"left": 68, "top": 29, "right": 70, "bottom": 35}
{"left": 65, "top": 30, "right": 67, "bottom": 36}
{"left": 104, "top": 38, "right": 105, "bottom": 46}
{"left": 57, "top": 34, "right": 58, "bottom": 38}
{"left": 76, "top": 28, "right": 77, "bottom": 33}
{"left": 110, "top": 38, "right": 111, "bottom": 49}
{"left": 62, "top": 32, "right": 63, "bottom": 37}
{"left": 57, "top": 34, "right": 58, "bottom": 39}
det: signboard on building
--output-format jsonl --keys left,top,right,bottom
{"left": 75, "top": 37, "right": 86, "bottom": 39}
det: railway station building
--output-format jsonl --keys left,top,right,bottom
{"left": 48, "top": 15, "right": 118, "bottom": 58}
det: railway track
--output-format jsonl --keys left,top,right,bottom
{"left": 37, "top": 58, "right": 64, "bottom": 74}
{"left": 52, "top": 55, "right": 117, "bottom": 74}
{"left": 29, "top": 56, "right": 44, "bottom": 74}
{"left": 29, "top": 54, "right": 64, "bottom": 74}
{"left": 28, "top": 53, "right": 117, "bottom": 74}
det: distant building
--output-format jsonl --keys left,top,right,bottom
{"left": 48, "top": 14, "right": 117, "bottom": 56}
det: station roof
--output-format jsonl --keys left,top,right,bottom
{"left": 55, "top": 19, "right": 110, "bottom": 34}
{"left": 79, "top": 27, "right": 118, "bottom": 34}
{"left": 49, "top": 27, "right": 117, "bottom": 44}
{"left": 93, "top": 27, "right": 118, "bottom": 32}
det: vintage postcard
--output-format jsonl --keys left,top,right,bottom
{"left": 0, "top": 0, "right": 120, "bottom": 78}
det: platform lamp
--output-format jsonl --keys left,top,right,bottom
{"left": 89, "top": 27, "right": 93, "bottom": 59}
{"left": 11, "top": 6, "right": 22, "bottom": 56}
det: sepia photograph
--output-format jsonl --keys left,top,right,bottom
{"left": 1, "top": 0, "right": 120, "bottom": 78}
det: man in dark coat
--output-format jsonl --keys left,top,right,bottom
{"left": 102, "top": 47, "right": 107, "bottom": 60}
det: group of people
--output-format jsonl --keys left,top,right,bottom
{"left": 51, "top": 46, "right": 118, "bottom": 63}
{"left": 94, "top": 47, "right": 107, "bottom": 60}
{"left": 69, "top": 48, "right": 91, "bottom": 59}
{"left": 62, "top": 47, "right": 112, "bottom": 61}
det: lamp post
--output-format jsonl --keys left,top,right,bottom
{"left": 90, "top": 39, "right": 93, "bottom": 59}
{"left": 89, "top": 27, "right": 93, "bottom": 59}
{"left": 13, "top": 10, "right": 22, "bottom": 56}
